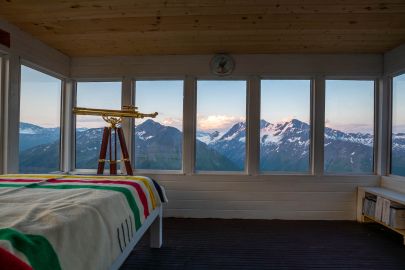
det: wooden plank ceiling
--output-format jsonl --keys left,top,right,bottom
{"left": 0, "top": 0, "right": 405, "bottom": 56}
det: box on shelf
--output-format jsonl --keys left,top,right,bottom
{"left": 362, "top": 194, "right": 376, "bottom": 217}
{"left": 389, "top": 202, "right": 405, "bottom": 230}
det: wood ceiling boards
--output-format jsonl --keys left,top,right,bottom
{"left": 0, "top": 0, "right": 404, "bottom": 56}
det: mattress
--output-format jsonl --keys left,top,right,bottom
{"left": 0, "top": 174, "right": 167, "bottom": 270}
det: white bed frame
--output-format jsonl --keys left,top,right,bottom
{"left": 109, "top": 206, "right": 163, "bottom": 270}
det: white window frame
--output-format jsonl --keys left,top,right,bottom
{"left": 388, "top": 71, "right": 405, "bottom": 179}
{"left": 0, "top": 53, "right": 7, "bottom": 174}
{"left": 323, "top": 77, "right": 379, "bottom": 176}
{"left": 258, "top": 76, "right": 314, "bottom": 175}
{"left": 72, "top": 78, "right": 123, "bottom": 174}
{"left": 194, "top": 77, "right": 249, "bottom": 175}
{"left": 131, "top": 77, "right": 186, "bottom": 175}
{"left": 18, "top": 60, "right": 65, "bottom": 173}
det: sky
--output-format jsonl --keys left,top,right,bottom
{"left": 197, "top": 80, "right": 246, "bottom": 132}
{"left": 19, "top": 65, "right": 61, "bottom": 128}
{"left": 392, "top": 74, "right": 405, "bottom": 133}
{"left": 135, "top": 80, "right": 183, "bottom": 130}
{"left": 261, "top": 80, "right": 311, "bottom": 125}
{"left": 76, "top": 81, "right": 121, "bottom": 128}
{"left": 325, "top": 80, "right": 374, "bottom": 134}
{"left": 19, "top": 65, "right": 384, "bottom": 134}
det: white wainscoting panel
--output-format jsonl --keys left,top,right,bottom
{"left": 146, "top": 174, "right": 379, "bottom": 220}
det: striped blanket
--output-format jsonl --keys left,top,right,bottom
{"left": 0, "top": 174, "right": 167, "bottom": 270}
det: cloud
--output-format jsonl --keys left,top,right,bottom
{"left": 197, "top": 115, "right": 245, "bottom": 131}
{"left": 76, "top": 116, "right": 106, "bottom": 128}
{"left": 135, "top": 117, "right": 183, "bottom": 129}
{"left": 162, "top": 117, "right": 182, "bottom": 128}
{"left": 327, "top": 123, "right": 373, "bottom": 134}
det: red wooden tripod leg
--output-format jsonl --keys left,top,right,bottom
{"left": 97, "top": 127, "right": 110, "bottom": 175}
{"left": 110, "top": 127, "right": 117, "bottom": 175}
{"left": 117, "top": 127, "right": 134, "bottom": 175}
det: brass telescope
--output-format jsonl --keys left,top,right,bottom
{"left": 72, "top": 105, "right": 158, "bottom": 176}
{"left": 72, "top": 105, "right": 158, "bottom": 119}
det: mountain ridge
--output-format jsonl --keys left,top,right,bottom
{"left": 17, "top": 119, "right": 405, "bottom": 174}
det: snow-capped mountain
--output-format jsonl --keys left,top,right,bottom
{"left": 19, "top": 123, "right": 60, "bottom": 152}
{"left": 20, "top": 122, "right": 45, "bottom": 134}
{"left": 18, "top": 119, "right": 405, "bottom": 174}
{"left": 196, "top": 118, "right": 375, "bottom": 172}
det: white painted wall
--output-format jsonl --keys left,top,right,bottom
{"left": 381, "top": 176, "right": 405, "bottom": 194}
{"left": 384, "top": 44, "right": 405, "bottom": 76}
{"left": 145, "top": 174, "right": 380, "bottom": 220}
{"left": 0, "top": 19, "right": 70, "bottom": 76}
{"left": 0, "top": 19, "right": 70, "bottom": 173}
{"left": 71, "top": 54, "right": 382, "bottom": 78}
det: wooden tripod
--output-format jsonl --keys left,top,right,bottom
{"left": 72, "top": 105, "right": 158, "bottom": 175}
{"left": 97, "top": 125, "right": 133, "bottom": 175}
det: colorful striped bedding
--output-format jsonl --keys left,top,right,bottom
{"left": 0, "top": 174, "right": 167, "bottom": 270}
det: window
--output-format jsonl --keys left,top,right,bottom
{"left": 134, "top": 80, "right": 183, "bottom": 170}
{"left": 391, "top": 74, "right": 405, "bottom": 176}
{"left": 260, "top": 80, "right": 311, "bottom": 172}
{"left": 196, "top": 80, "right": 246, "bottom": 172}
{"left": 19, "top": 65, "right": 62, "bottom": 173}
{"left": 75, "top": 81, "right": 121, "bottom": 169}
{"left": 324, "top": 80, "right": 375, "bottom": 174}
{"left": 0, "top": 56, "right": 5, "bottom": 173}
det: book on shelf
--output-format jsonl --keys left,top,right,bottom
{"left": 375, "top": 196, "right": 384, "bottom": 221}
{"left": 382, "top": 198, "right": 391, "bottom": 225}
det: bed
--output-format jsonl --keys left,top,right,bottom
{"left": 0, "top": 174, "right": 167, "bottom": 270}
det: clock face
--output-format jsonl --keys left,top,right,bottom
{"left": 210, "top": 54, "right": 235, "bottom": 76}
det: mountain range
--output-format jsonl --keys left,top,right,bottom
{"left": 18, "top": 119, "right": 405, "bottom": 175}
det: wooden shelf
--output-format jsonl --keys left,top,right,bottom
{"left": 363, "top": 214, "right": 405, "bottom": 237}
{"left": 358, "top": 186, "right": 405, "bottom": 245}
{"left": 360, "top": 187, "right": 405, "bottom": 205}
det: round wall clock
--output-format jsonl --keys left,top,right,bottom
{"left": 210, "top": 54, "right": 235, "bottom": 76}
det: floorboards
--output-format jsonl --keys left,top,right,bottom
{"left": 121, "top": 218, "right": 405, "bottom": 270}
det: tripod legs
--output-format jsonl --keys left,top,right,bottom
{"left": 117, "top": 128, "right": 133, "bottom": 175}
{"left": 97, "top": 126, "right": 134, "bottom": 175}
{"left": 97, "top": 127, "right": 110, "bottom": 175}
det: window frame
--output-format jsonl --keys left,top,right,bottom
{"left": 389, "top": 72, "right": 405, "bottom": 178}
{"left": 194, "top": 77, "right": 249, "bottom": 175}
{"left": 258, "top": 76, "right": 314, "bottom": 175}
{"left": 18, "top": 60, "right": 65, "bottom": 173}
{"left": 323, "top": 77, "right": 379, "bottom": 176}
{"left": 131, "top": 77, "right": 186, "bottom": 174}
{"left": 0, "top": 53, "right": 6, "bottom": 174}
{"left": 72, "top": 78, "right": 123, "bottom": 174}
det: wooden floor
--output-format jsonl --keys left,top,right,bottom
{"left": 121, "top": 218, "right": 405, "bottom": 270}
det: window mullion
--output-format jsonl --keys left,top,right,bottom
{"left": 61, "top": 79, "right": 75, "bottom": 172}
{"left": 121, "top": 76, "right": 133, "bottom": 174}
{"left": 313, "top": 76, "right": 325, "bottom": 176}
{"left": 247, "top": 76, "right": 260, "bottom": 176}
{"left": 183, "top": 76, "right": 196, "bottom": 175}
{"left": 376, "top": 77, "right": 389, "bottom": 176}
{"left": 0, "top": 55, "right": 5, "bottom": 174}
{"left": 5, "top": 55, "right": 20, "bottom": 173}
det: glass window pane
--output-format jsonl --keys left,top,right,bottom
{"left": 324, "top": 80, "right": 374, "bottom": 173}
{"left": 392, "top": 74, "right": 405, "bottom": 176}
{"left": 134, "top": 80, "right": 183, "bottom": 170}
{"left": 196, "top": 80, "right": 246, "bottom": 171}
{"left": 19, "top": 65, "right": 61, "bottom": 173}
{"left": 75, "top": 82, "right": 121, "bottom": 169}
{"left": 260, "top": 80, "right": 311, "bottom": 172}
